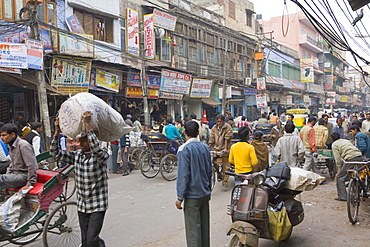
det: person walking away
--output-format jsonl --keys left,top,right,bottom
{"left": 120, "top": 134, "right": 133, "bottom": 176}
{"left": 164, "top": 116, "right": 182, "bottom": 140}
{"left": 24, "top": 122, "right": 44, "bottom": 156}
{"left": 190, "top": 114, "right": 203, "bottom": 141}
{"left": 229, "top": 126, "right": 258, "bottom": 185}
{"left": 257, "top": 113, "right": 269, "bottom": 125}
{"left": 322, "top": 114, "right": 334, "bottom": 148}
{"left": 208, "top": 114, "right": 233, "bottom": 187}
{"left": 271, "top": 120, "right": 284, "bottom": 163}
{"left": 132, "top": 116, "right": 142, "bottom": 132}
{"left": 175, "top": 121, "right": 212, "bottom": 247}
{"left": 250, "top": 131, "right": 269, "bottom": 172}
{"left": 50, "top": 112, "right": 109, "bottom": 247}
{"left": 332, "top": 118, "right": 345, "bottom": 139}
{"left": 331, "top": 132, "right": 363, "bottom": 201}
{"left": 226, "top": 116, "right": 236, "bottom": 128}
{"left": 110, "top": 140, "right": 120, "bottom": 174}
{"left": 269, "top": 113, "right": 278, "bottom": 124}
{"left": 314, "top": 118, "right": 328, "bottom": 150}
{"left": 349, "top": 125, "right": 370, "bottom": 159}
{"left": 361, "top": 112, "right": 370, "bottom": 137}
{"left": 0, "top": 123, "right": 37, "bottom": 189}
{"left": 274, "top": 123, "right": 305, "bottom": 166}
{"left": 237, "top": 116, "right": 250, "bottom": 129}
{"left": 125, "top": 114, "right": 133, "bottom": 127}
{"left": 300, "top": 116, "right": 323, "bottom": 177}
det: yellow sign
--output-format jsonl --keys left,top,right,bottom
{"left": 300, "top": 58, "right": 314, "bottom": 83}
{"left": 126, "top": 87, "right": 158, "bottom": 98}
{"left": 96, "top": 69, "right": 120, "bottom": 92}
{"left": 254, "top": 52, "right": 264, "bottom": 60}
{"left": 340, "top": 95, "right": 348, "bottom": 102}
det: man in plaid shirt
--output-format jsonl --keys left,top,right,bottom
{"left": 50, "top": 111, "right": 109, "bottom": 247}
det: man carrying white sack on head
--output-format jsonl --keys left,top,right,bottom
{"left": 50, "top": 111, "right": 109, "bottom": 247}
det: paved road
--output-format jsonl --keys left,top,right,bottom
{"left": 3, "top": 167, "right": 370, "bottom": 247}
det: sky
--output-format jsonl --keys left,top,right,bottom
{"left": 252, "top": 0, "right": 298, "bottom": 21}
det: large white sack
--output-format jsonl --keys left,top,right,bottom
{"left": 58, "top": 92, "right": 133, "bottom": 142}
{"left": 285, "top": 167, "right": 325, "bottom": 191}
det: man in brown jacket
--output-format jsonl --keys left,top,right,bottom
{"left": 209, "top": 114, "right": 233, "bottom": 187}
{"left": 250, "top": 131, "right": 269, "bottom": 172}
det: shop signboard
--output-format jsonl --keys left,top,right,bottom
{"left": 257, "top": 77, "right": 266, "bottom": 90}
{"left": 256, "top": 94, "right": 267, "bottom": 109}
{"left": 326, "top": 91, "right": 336, "bottom": 104}
{"left": 160, "top": 69, "right": 191, "bottom": 95}
{"left": 153, "top": 9, "right": 177, "bottom": 31}
{"left": 129, "top": 70, "right": 161, "bottom": 89}
{"left": 59, "top": 32, "right": 94, "bottom": 57}
{"left": 287, "top": 95, "right": 293, "bottom": 105}
{"left": 244, "top": 88, "right": 257, "bottom": 95}
{"left": 66, "top": 14, "right": 85, "bottom": 34}
{"left": 0, "top": 42, "right": 27, "bottom": 69}
{"left": 300, "top": 58, "right": 314, "bottom": 83}
{"left": 26, "top": 39, "right": 43, "bottom": 70}
{"left": 144, "top": 14, "right": 155, "bottom": 59}
{"left": 0, "top": 67, "right": 21, "bottom": 74}
{"left": 340, "top": 95, "right": 348, "bottom": 102}
{"left": 51, "top": 56, "right": 91, "bottom": 95}
{"left": 126, "top": 87, "right": 158, "bottom": 99}
{"left": 159, "top": 92, "right": 183, "bottom": 100}
{"left": 190, "top": 78, "right": 212, "bottom": 98}
{"left": 127, "top": 8, "right": 140, "bottom": 57}
{"left": 95, "top": 69, "right": 120, "bottom": 92}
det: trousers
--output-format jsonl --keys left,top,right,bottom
{"left": 78, "top": 210, "right": 106, "bottom": 247}
{"left": 184, "top": 195, "right": 210, "bottom": 247}
{"left": 0, "top": 172, "right": 27, "bottom": 188}
{"left": 336, "top": 155, "right": 363, "bottom": 200}
{"left": 303, "top": 151, "right": 322, "bottom": 176}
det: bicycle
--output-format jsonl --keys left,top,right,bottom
{"left": 345, "top": 160, "right": 370, "bottom": 224}
{"left": 210, "top": 151, "right": 234, "bottom": 190}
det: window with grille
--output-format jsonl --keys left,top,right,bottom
{"left": 206, "top": 45, "right": 216, "bottom": 65}
{"left": 120, "top": 18, "right": 126, "bottom": 51}
{"left": 246, "top": 9, "right": 253, "bottom": 27}
{"left": 268, "top": 61, "right": 280, "bottom": 77}
{"left": 74, "top": 9, "right": 114, "bottom": 43}
{"left": 155, "top": 37, "right": 171, "bottom": 62}
{"left": 174, "top": 36, "right": 187, "bottom": 56}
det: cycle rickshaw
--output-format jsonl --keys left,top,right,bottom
{"left": 0, "top": 163, "right": 80, "bottom": 246}
{"left": 139, "top": 131, "right": 181, "bottom": 181}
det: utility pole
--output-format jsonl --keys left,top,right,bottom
{"left": 139, "top": 18, "right": 150, "bottom": 126}
{"left": 221, "top": 39, "right": 228, "bottom": 115}
{"left": 28, "top": 2, "right": 52, "bottom": 141}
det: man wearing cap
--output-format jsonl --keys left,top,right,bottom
{"left": 125, "top": 114, "right": 133, "bottom": 127}
{"left": 50, "top": 111, "right": 109, "bottom": 247}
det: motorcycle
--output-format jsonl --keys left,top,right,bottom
{"left": 226, "top": 162, "right": 305, "bottom": 247}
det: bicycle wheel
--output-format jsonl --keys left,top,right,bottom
{"left": 8, "top": 222, "right": 43, "bottom": 245}
{"left": 54, "top": 171, "right": 76, "bottom": 202}
{"left": 42, "top": 201, "right": 80, "bottom": 247}
{"left": 211, "top": 167, "right": 216, "bottom": 191}
{"left": 327, "top": 160, "right": 337, "bottom": 180}
{"left": 347, "top": 179, "right": 360, "bottom": 224}
{"left": 129, "top": 148, "right": 143, "bottom": 166}
{"left": 140, "top": 153, "right": 160, "bottom": 178}
{"left": 160, "top": 154, "right": 178, "bottom": 181}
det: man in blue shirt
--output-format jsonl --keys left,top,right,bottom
{"left": 164, "top": 116, "right": 182, "bottom": 140}
{"left": 332, "top": 118, "right": 345, "bottom": 139}
{"left": 176, "top": 121, "right": 212, "bottom": 247}
{"left": 349, "top": 125, "right": 370, "bottom": 158}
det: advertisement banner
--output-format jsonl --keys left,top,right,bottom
{"left": 340, "top": 95, "right": 348, "bottom": 102}
{"left": 144, "top": 14, "right": 155, "bottom": 59}
{"left": 59, "top": 32, "right": 94, "bottom": 57}
{"left": 257, "top": 77, "right": 266, "bottom": 90}
{"left": 26, "top": 39, "right": 43, "bottom": 70}
{"left": 256, "top": 94, "right": 267, "bottom": 109}
{"left": 159, "top": 92, "right": 183, "bottom": 100}
{"left": 153, "top": 9, "right": 177, "bottom": 31}
{"left": 126, "top": 87, "right": 158, "bottom": 99}
{"left": 127, "top": 8, "right": 140, "bottom": 57}
{"left": 66, "top": 15, "right": 85, "bottom": 34}
{"left": 287, "top": 95, "right": 293, "bottom": 105}
{"left": 190, "top": 78, "right": 213, "bottom": 98}
{"left": 95, "top": 69, "right": 120, "bottom": 92}
{"left": 129, "top": 70, "right": 161, "bottom": 89}
{"left": 51, "top": 56, "right": 91, "bottom": 95}
{"left": 0, "top": 43, "right": 27, "bottom": 69}
{"left": 0, "top": 67, "right": 21, "bottom": 74}
{"left": 300, "top": 58, "right": 314, "bottom": 83}
{"left": 160, "top": 69, "right": 192, "bottom": 95}
{"left": 303, "top": 95, "right": 310, "bottom": 103}
{"left": 326, "top": 91, "right": 336, "bottom": 104}
{"left": 244, "top": 88, "right": 257, "bottom": 95}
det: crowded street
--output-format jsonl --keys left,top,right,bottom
{"left": 2, "top": 167, "right": 369, "bottom": 247}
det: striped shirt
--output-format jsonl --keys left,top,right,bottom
{"left": 313, "top": 125, "right": 328, "bottom": 148}
{"left": 237, "top": 120, "right": 250, "bottom": 129}
{"left": 50, "top": 131, "right": 109, "bottom": 213}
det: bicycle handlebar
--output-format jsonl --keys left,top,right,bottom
{"left": 343, "top": 161, "right": 370, "bottom": 166}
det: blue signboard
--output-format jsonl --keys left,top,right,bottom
{"left": 129, "top": 70, "right": 161, "bottom": 89}
{"left": 244, "top": 88, "right": 257, "bottom": 95}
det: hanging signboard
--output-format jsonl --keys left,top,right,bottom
{"left": 300, "top": 58, "right": 314, "bottom": 83}
{"left": 51, "top": 56, "right": 91, "bottom": 95}
{"left": 160, "top": 69, "right": 192, "bottom": 95}
{"left": 256, "top": 94, "right": 267, "bottom": 109}
{"left": 129, "top": 70, "right": 161, "bottom": 89}
{"left": 95, "top": 69, "right": 120, "bottom": 92}
{"left": 126, "top": 87, "right": 158, "bottom": 99}
{"left": 153, "top": 9, "right": 177, "bottom": 31}
{"left": 326, "top": 91, "right": 336, "bottom": 104}
{"left": 287, "top": 95, "right": 293, "bottom": 105}
{"left": 26, "top": 39, "right": 43, "bottom": 70}
{"left": 257, "top": 77, "right": 266, "bottom": 90}
{"left": 0, "top": 42, "right": 27, "bottom": 69}
{"left": 144, "top": 14, "right": 155, "bottom": 59}
{"left": 66, "top": 14, "right": 85, "bottom": 34}
{"left": 159, "top": 92, "right": 183, "bottom": 100}
{"left": 59, "top": 32, "right": 94, "bottom": 57}
{"left": 190, "top": 78, "right": 213, "bottom": 98}
{"left": 127, "top": 8, "right": 140, "bottom": 57}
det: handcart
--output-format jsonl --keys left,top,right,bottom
{"left": 317, "top": 149, "right": 337, "bottom": 179}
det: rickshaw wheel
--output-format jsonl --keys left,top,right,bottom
{"left": 8, "top": 222, "right": 43, "bottom": 245}
{"left": 160, "top": 154, "right": 178, "bottom": 181}
{"left": 42, "top": 201, "right": 80, "bottom": 247}
{"left": 140, "top": 153, "right": 160, "bottom": 178}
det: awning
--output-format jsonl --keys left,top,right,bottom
{"left": 201, "top": 98, "right": 221, "bottom": 106}
{"left": 227, "top": 99, "right": 244, "bottom": 105}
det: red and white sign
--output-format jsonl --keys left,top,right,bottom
{"left": 159, "top": 92, "right": 183, "bottom": 100}
{"left": 256, "top": 94, "right": 267, "bottom": 109}
{"left": 127, "top": 8, "right": 139, "bottom": 57}
{"left": 0, "top": 67, "right": 21, "bottom": 74}
{"left": 160, "top": 69, "right": 192, "bottom": 95}
{"left": 153, "top": 9, "right": 177, "bottom": 31}
{"left": 326, "top": 91, "right": 336, "bottom": 104}
{"left": 144, "top": 14, "right": 155, "bottom": 59}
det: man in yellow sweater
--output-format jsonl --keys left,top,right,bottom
{"left": 229, "top": 126, "right": 258, "bottom": 185}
